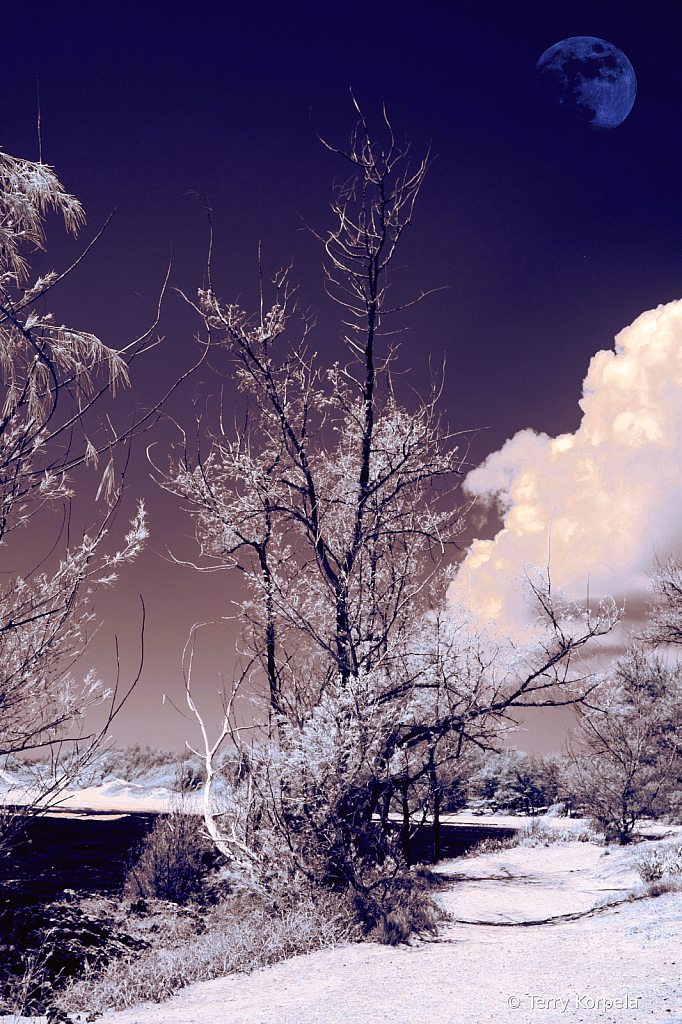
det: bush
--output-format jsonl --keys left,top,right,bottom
{"left": 559, "top": 650, "right": 682, "bottom": 843}
{"left": 635, "top": 839, "right": 682, "bottom": 886}
{"left": 561, "top": 753, "right": 672, "bottom": 844}
{"left": 368, "top": 888, "right": 445, "bottom": 946}
{"left": 515, "top": 818, "right": 605, "bottom": 848}
{"left": 348, "top": 865, "right": 448, "bottom": 945}
{"left": 175, "top": 760, "right": 205, "bottom": 793}
{"left": 464, "top": 751, "right": 562, "bottom": 816}
{"left": 124, "top": 812, "right": 219, "bottom": 904}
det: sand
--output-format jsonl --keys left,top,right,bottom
{"left": 91, "top": 835, "right": 682, "bottom": 1024}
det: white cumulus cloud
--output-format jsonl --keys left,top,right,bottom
{"left": 449, "top": 298, "right": 682, "bottom": 639}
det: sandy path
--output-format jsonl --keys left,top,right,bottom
{"left": 94, "top": 902, "right": 681, "bottom": 1024}
{"left": 94, "top": 843, "right": 682, "bottom": 1024}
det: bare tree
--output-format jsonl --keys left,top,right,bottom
{"left": 161, "top": 108, "right": 619, "bottom": 887}
{"left": 553, "top": 554, "right": 682, "bottom": 843}
{"left": 561, "top": 647, "right": 682, "bottom": 842}
{"left": 162, "top": 108, "right": 462, "bottom": 714}
{"left": 640, "top": 554, "right": 682, "bottom": 647}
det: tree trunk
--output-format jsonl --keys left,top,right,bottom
{"left": 433, "top": 785, "right": 441, "bottom": 863}
{"left": 400, "top": 781, "right": 411, "bottom": 867}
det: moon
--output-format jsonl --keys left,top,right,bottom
{"left": 536, "top": 37, "right": 637, "bottom": 130}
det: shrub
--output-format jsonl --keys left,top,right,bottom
{"left": 124, "top": 812, "right": 219, "bottom": 904}
{"left": 635, "top": 840, "right": 682, "bottom": 885}
{"left": 560, "top": 650, "right": 682, "bottom": 843}
{"left": 174, "top": 760, "right": 205, "bottom": 793}
{"left": 349, "top": 866, "right": 448, "bottom": 945}
{"left": 368, "top": 891, "right": 444, "bottom": 946}
{"left": 515, "top": 817, "right": 605, "bottom": 847}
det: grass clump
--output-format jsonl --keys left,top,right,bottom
{"left": 634, "top": 839, "right": 682, "bottom": 896}
{"left": 366, "top": 873, "right": 446, "bottom": 946}
{"left": 464, "top": 816, "right": 605, "bottom": 857}
{"left": 0, "top": 895, "right": 149, "bottom": 1018}
{"left": 462, "top": 832, "right": 519, "bottom": 857}
{"left": 53, "top": 893, "right": 341, "bottom": 1016}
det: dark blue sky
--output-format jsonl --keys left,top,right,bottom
{"left": 2, "top": 0, "right": 680, "bottom": 750}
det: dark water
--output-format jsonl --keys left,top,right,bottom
{"left": 0, "top": 811, "right": 519, "bottom": 910}
{"left": 406, "top": 821, "right": 519, "bottom": 864}
{"left": 1, "top": 810, "right": 157, "bottom": 911}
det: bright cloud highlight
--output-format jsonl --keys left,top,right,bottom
{"left": 450, "top": 298, "right": 682, "bottom": 638}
